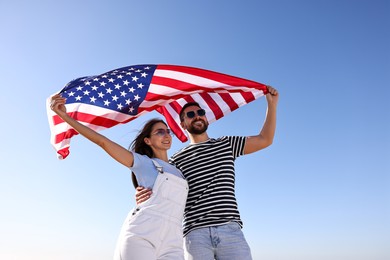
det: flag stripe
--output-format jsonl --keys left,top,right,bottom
{"left": 218, "top": 92, "right": 239, "bottom": 111}
{"left": 241, "top": 91, "right": 256, "bottom": 103}
{"left": 55, "top": 128, "right": 78, "bottom": 144}
{"left": 147, "top": 77, "right": 256, "bottom": 102}
{"left": 156, "top": 65, "right": 264, "bottom": 89}
{"left": 151, "top": 73, "right": 256, "bottom": 94}
{"left": 199, "top": 92, "right": 224, "bottom": 120}
{"left": 157, "top": 104, "right": 187, "bottom": 142}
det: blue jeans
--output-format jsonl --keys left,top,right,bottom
{"left": 184, "top": 222, "right": 252, "bottom": 260}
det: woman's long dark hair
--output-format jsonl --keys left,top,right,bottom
{"left": 129, "top": 118, "right": 167, "bottom": 188}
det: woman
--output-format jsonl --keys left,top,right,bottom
{"left": 50, "top": 94, "right": 188, "bottom": 260}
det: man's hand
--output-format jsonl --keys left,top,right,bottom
{"left": 266, "top": 86, "right": 279, "bottom": 107}
{"left": 135, "top": 186, "right": 152, "bottom": 205}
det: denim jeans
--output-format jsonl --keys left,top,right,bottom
{"left": 184, "top": 222, "right": 252, "bottom": 260}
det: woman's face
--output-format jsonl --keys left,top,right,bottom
{"left": 145, "top": 122, "right": 173, "bottom": 151}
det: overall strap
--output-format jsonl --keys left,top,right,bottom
{"left": 151, "top": 159, "right": 164, "bottom": 174}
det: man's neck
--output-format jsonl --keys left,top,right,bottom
{"left": 189, "top": 132, "right": 210, "bottom": 144}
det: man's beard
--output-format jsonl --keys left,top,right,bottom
{"left": 187, "top": 119, "right": 208, "bottom": 135}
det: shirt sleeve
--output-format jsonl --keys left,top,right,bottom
{"left": 226, "top": 136, "right": 246, "bottom": 159}
{"left": 129, "top": 151, "right": 157, "bottom": 189}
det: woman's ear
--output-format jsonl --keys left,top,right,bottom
{"left": 144, "top": 137, "right": 151, "bottom": 145}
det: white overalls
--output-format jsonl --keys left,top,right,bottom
{"left": 114, "top": 159, "right": 188, "bottom": 260}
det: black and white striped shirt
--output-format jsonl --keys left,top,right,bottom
{"left": 169, "top": 136, "right": 246, "bottom": 236}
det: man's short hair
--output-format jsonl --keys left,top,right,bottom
{"left": 179, "top": 102, "right": 202, "bottom": 122}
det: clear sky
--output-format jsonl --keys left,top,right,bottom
{"left": 0, "top": 0, "right": 389, "bottom": 259}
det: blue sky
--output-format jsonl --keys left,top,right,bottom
{"left": 0, "top": 0, "right": 389, "bottom": 259}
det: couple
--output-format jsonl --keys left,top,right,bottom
{"left": 50, "top": 86, "right": 278, "bottom": 260}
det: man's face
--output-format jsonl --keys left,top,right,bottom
{"left": 181, "top": 105, "right": 209, "bottom": 135}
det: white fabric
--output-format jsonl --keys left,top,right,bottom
{"left": 114, "top": 160, "right": 188, "bottom": 260}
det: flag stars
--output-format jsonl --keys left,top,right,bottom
{"left": 60, "top": 65, "right": 156, "bottom": 117}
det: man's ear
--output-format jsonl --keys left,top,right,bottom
{"left": 180, "top": 121, "right": 187, "bottom": 130}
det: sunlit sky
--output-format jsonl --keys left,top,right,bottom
{"left": 0, "top": 1, "right": 389, "bottom": 259}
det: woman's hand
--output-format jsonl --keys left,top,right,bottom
{"left": 50, "top": 93, "right": 67, "bottom": 115}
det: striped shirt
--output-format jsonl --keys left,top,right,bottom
{"left": 169, "top": 136, "right": 246, "bottom": 236}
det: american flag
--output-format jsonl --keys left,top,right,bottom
{"left": 47, "top": 64, "right": 268, "bottom": 159}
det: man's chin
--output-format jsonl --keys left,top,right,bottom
{"left": 188, "top": 125, "right": 208, "bottom": 135}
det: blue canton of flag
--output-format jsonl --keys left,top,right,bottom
{"left": 60, "top": 65, "right": 157, "bottom": 115}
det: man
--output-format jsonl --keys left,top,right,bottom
{"left": 137, "top": 86, "right": 279, "bottom": 259}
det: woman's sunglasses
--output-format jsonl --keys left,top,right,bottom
{"left": 185, "top": 109, "right": 206, "bottom": 119}
{"left": 152, "top": 128, "right": 173, "bottom": 137}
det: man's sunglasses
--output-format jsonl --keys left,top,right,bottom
{"left": 152, "top": 128, "right": 173, "bottom": 137}
{"left": 185, "top": 109, "right": 206, "bottom": 119}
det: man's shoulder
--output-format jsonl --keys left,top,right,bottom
{"left": 170, "top": 147, "right": 185, "bottom": 159}
{"left": 216, "top": 136, "right": 245, "bottom": 143}
{"left": 170, "top": 144, "right": 193, "bottom": 160}
{"left": 171, "top": 136, "right": 242, "bottom": 155}
{"left": 170, "top": 139, "right": 215, "bottom": 160}
{"left": 187, "top": 136, "right": 244, "bottom": 145}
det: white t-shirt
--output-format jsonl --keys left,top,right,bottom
{"left": 130, "top": 151, "right": 184, "bottom": 189}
